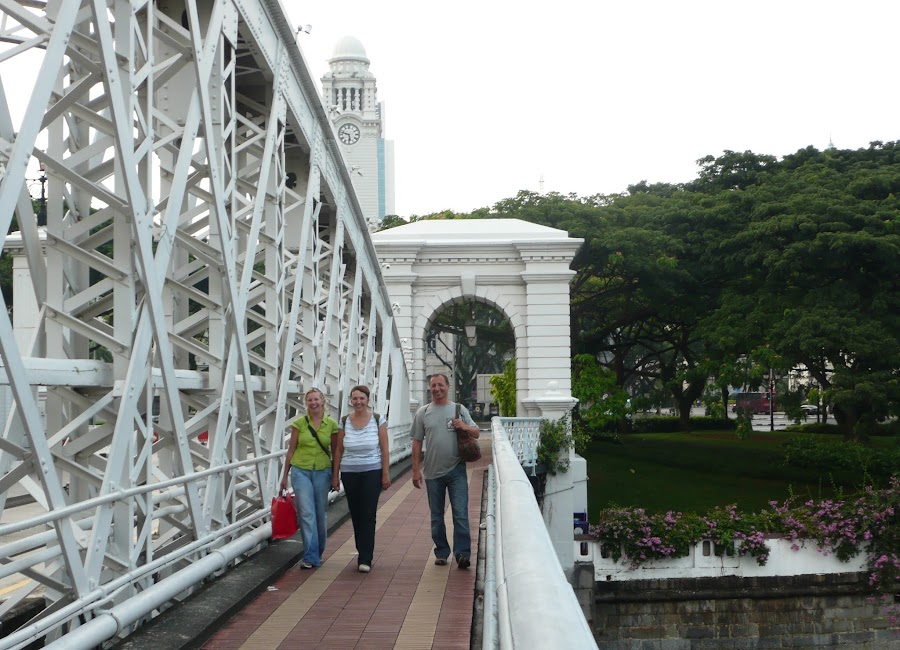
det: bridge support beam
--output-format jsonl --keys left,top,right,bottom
{"left": 0, "top": 0, "right": 409, "bottom": 645}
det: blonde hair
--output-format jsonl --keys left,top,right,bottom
{"left": 304, "top": 387, "right": 326, "bottom": 403}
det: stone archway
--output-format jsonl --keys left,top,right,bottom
{"left": 413, "top": 288, "right": 523, "bottom": 405}
{"left": 371, "top": 219, "right": 583, "bottom": 419}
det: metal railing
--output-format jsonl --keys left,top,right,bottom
{"left": 484, "top": 418, "right": 597, "bottom": 649}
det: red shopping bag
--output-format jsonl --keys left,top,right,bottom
{"left": 271, "top": 490, "right": 298, "bottom": 540}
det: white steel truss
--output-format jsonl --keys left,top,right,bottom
{"left": 0, "top": 1, "right": 409, "bottom": 646}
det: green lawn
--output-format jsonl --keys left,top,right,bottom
{"left": 581, "top": 431, "right": 893, "bottom": 519}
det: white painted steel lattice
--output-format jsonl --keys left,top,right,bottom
{"left": 0, "top": 1, "right": 409, "bottom": 646}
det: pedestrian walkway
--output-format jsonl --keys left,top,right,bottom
{"left": 203, "top": 444, "right": 491, "bottom": 649}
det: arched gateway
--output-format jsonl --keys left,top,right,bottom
{"left": 371, "top": 218, "right": 583, "bottom": 420}
{"left": 375, "top": 219, "right": 587, "bottom": 571}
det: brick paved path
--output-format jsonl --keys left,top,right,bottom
{"left": 204, "top": 447, "right": 490, "bottom": 649}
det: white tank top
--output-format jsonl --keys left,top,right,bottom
{"left": 341, "top": 413, "right": 386, "bottom": 472}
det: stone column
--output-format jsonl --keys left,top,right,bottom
{"left": 514, "top": 243, "right": 581, "bottom": 573}
{"left": 375, "top": 245, "right": 419, "bottom": 413}
{"left": 521, "top": 388, "right": 578, "bottom": 573}
{"left": 516, "top": 261, "right": 576, "bottom": 411}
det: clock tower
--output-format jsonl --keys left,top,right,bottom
{"left": 321, "top": 36, "right": 395, "bottom": 228}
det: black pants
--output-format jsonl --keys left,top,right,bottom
{"left": 341, "top": 469, "right": 382, "bottom": 566}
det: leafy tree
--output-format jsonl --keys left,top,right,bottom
{"left": 571, "top": 353, "right": 629, "bottom": 432}
{"left": 0, "top": 246, "right": 12, "bottom": 312}
{"left": 491, "top": 189, "right": 719, "bottom": 428}
{"left": 378, "top": 214, "right": 406, "bottom": 230}
{"left": 390, "top": 143, "right": 900, "bottom": 440}
{"left": 428, "top": 303, "right": 514, "bottom": 406}
{"left": 489, "top": 358, "right": 517, "bottom": 416}
{"left": 704, "top": 355, "right": 767, "bottom": 415}
{"left": 690, "top": 149, "right": 777, "bottom": 192}
{"left": 711, "top": 143, "right": 900, "bottom": 440}
{"left": 700, "top": 387, "right": 726, "bottom": 418}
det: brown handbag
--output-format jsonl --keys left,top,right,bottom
{"left": 454, "top": 403, "right": 482, "bottom": 463}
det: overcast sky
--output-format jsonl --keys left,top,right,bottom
{"left": 286, "top": 0, "right": 900, "bottom": 218}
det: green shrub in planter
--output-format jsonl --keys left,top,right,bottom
{"left": 537, "top": 415, "right": 573, "bottom": 475}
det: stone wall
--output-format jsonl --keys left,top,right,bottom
{"left": 593, "top": 573, "right": 898, "bottom": 649}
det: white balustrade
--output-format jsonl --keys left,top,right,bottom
{"left": 577, "top": 538, "right": 868, "bottom": 582}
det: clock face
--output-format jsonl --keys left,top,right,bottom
{"left": 338, "top": 123, "right": 360, "bottom": 145}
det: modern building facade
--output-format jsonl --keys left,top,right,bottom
{"left": 321, "top": 36, "right": 395, "bottom": 228}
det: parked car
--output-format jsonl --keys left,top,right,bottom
{"left": 801, "top": 404, "right": 819, "bottom": 416}
{"left": 734, "top": 392, "right": 776, "bottom": 414}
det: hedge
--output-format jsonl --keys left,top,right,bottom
{"left": 626, "top": 416, "right": 737, "bottom": 434}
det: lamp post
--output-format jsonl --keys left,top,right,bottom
{"left": 30, "top": 160, "right": 47, "bottom": 226}
{"left": 464, "top": 312, "right": 477, "bottom": 347}
{"left": 769, "top": 367, "right": 775, "bottom": 432}
{"left": 37, "top": 163, "right": 47, "bottom": 226}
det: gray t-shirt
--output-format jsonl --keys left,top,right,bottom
{"left": 410, "top": 402, "right": 476, "bottom": 480}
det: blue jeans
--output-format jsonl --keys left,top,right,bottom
{"left": 425, "top": 462, "right": 470, "bottom": 559}
{"left": 290, "top": 465, "right": 333, "bottom": 566}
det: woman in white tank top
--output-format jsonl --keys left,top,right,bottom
{"left": 331, "top": 385, "right": 390, "bottom": 572}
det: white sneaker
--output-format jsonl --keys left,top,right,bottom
{"left": 358, "top": 564, "right": 371, "bottom": 573}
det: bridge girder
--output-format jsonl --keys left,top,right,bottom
{"left": 0, "top": 0, "right": 408, "bottom": 645}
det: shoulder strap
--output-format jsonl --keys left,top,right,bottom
{"left": 343, "top": 412, "right": 380, "bottom": 429}
{"left": 306, "top": 415, "right": 331, "bottom": 458}
{"left": 455, "top": 403, "right": 461, "bottom": 419}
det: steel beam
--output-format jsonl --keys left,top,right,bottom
{"left": 0, "top": 0, "right": 409, "bottom": 645}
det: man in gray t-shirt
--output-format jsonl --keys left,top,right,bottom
{"left": 411, "top": 373, "right": 478, "bottom": 568}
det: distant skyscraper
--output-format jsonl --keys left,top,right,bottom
{"left": 321, "top": 36, "right": 395, "bottom": 228}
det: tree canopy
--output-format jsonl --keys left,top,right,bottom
{"left": 380, "top": 143, "right": 900, "bottom": 440}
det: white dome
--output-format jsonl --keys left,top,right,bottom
{"left": 330, "top": 36, "right": 369, "bottom": 64}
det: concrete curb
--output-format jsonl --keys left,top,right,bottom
{"left": 112, "top": 457, "right": 412, "bottom": 650}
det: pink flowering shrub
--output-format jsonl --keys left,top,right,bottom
{"left": 590, "top": 476, "right": 900, "bottom": 589}
{"left": 592, "top": 507, "right": 705, "bottom": 569}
